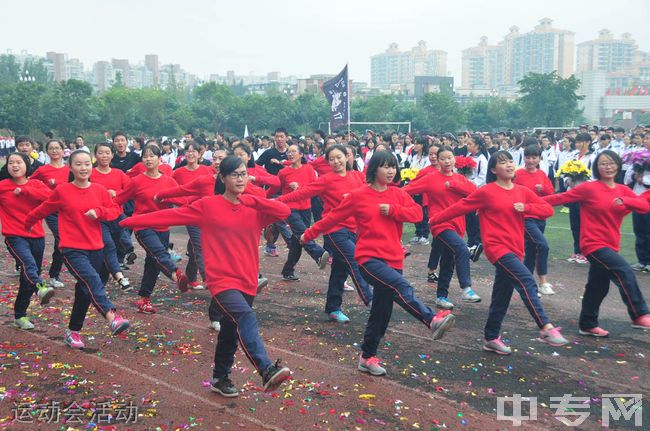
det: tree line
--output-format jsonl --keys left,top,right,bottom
{"left": 0, "top": 54, "right": 585, "bottom": 141}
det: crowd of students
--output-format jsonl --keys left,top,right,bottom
{"left": 0, "top": 124, "right": 649, "bottom": 397}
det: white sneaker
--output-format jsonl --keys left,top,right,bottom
{"left": 418, "top": 237, "right": 430, "bottom": 245}
{"left": 538, "top": 283, "right": 555, "bottom": 295}
{"left": 48, "top": 278, "right": 64, "bottom": 288}
{"left": 631, "top": 262, "right": 645, "bottom": 271}
{"left": 409, "top": 236, "right": 420, "bottom": 244}
{"left": 343, "top": 281, "right": 355, "bottom": 291}
{"left": 209, "top": 321, "right": 221, "bottom": 332}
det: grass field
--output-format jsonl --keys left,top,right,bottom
{"left": 404, "top": 207, "right": 638, "bottom": 263}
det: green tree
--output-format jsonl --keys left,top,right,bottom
{"left": 0, "top": 55, "right": 21, "bottom": 84}
{"left": 190, "top": 82, "right": 239, "bottom": 132}
{"left": 517, "top": 71, "right": 584, "bottom": 127}
{"left": 112, "top": 71, "right": 125, "bottom": 88}
{"left": 417, "top": 93, "right": 464, "bottom": 132}
{"left": 42, "top": 79, "right": 93, "bottom": 138}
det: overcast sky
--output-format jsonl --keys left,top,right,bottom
{"left": 4, "top": 0, "right": 649, "bottom": 84}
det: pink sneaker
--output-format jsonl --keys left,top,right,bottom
{"left": 65, "top": 329, "right": 84, "bottom": 349}
{"left": 632, "top": 314, "right": 650, "bottom": 329}
{"left": 109, "top": 315, "right": 130, "bottom": 336}
{"left": 175, "top": 269, "right": 189, "bottom": 293}
{"left": 575, "top": 254, "right": 588, "bottom": 264}
{"left": 483, "top": 336, "right": 512, "bottom": 355}
{"left": 539, "top": 327, "right": 569, "bottom": 346}
{"left": 579, "top": 327, "right": 609, "bottom": 337}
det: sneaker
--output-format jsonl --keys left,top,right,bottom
{"left": 632, "top": 314, "right": 650, "bottom": 329}
{"left": 125, "top": 251, "right": 137, "bottom": 265}
{"left": 409, "top": 236, "right": 420, "bottom": 244}
{"left": 403, "top": 247, "right": 411, "bottom": 258}
{"left": 317, "top": 251, "right": 330, "bottom": 270}
{"left": 210, "top": 376, "right": 239, "bottom": 397}
{"left": 264, "top": 246, "right": 279, "bottom": 257}
{"left": 282, "top": 273, "right": 300, "bottom": 282}
{"left": 37, "top": 283, "right": 55, "bottom": 305}
{"left": 559, "top": 207, "right": 570, "bottom": 214}
{"left": 48, "top": 278, "right": 64, "bottom": 289}
{"left": 189, "top": 281, "right": 205, "bottom": 290}
{"left": 358, "top": 355, "right": 387, "bottom": 376}
{"left": 65, "top": 329, "right": 84, "bottom": 349}
{"left": 539, "top": 327, "right": 569, "bottom": 346}
{"left": 418, "top": 237, "right": 430, "bottom": 245}
{"left": 538, "top": 282, "right": 555, "bottom": 295}
{"left": 109, "top": 315, "right": 130, "bottom": 335}
{"left": 120, "top": 263, "right": 130, "bottom": 271}
{"left": 209, "top": 321, "right": 221, "bottom": 332}
{"left": 328, "top": 310, "right": 350, "bottom": 323}
{"left": 427, "top": 272, "right": 439, "bottom": 283}
{"left": 435, "top": 297, "right": 455, "bottom": 310}
{"left": 262, "top": 360, "right": 291, "bottom": 392}
{"left": 14, "top": 317, "right": 34, "bottom": 330}
{"left": 257, "top": 276, "right": 268, "bottom": 292}
{"left": 631, "top": 262, "right": 647, "bottom": 272}
{"left": 343, "top": 281, "right": 355, "bottom": 291}
{"left": 169, "top": 250, "right": 182, "bottom": 262}
{"left": 118, "top": 277, "right": 133, "bottom": 292}
{"left": 175, "top": 269, "right": 189, "bottom": 293}
{"left": 430, "top": 310, "right": 456, "bottom": 340}
{"left": 461, "top": 289, "right": 481, "bottom": 303}
{"left": 575, "top": 254, "right": 588, "bottom": 264}
{"left": 470, "top": 243, "right": 483, "bottom": 262}
{"left": 134, "top": 297, "right": 157, "bottom": 314}
{"left": 579, "top": 327, "right": 609, "bottom": 337}
{"left": 567, "top": 254, "right": 579, "bottom": 263}
{"left": 483, "top": 337, "right": 512, "bottom": 355}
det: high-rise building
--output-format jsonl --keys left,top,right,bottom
{"left": 93, "top": 61, "right": 114, "bottom": 92}
{"left": 111, "top": 59, "right": 130, "bottom": 86}
{"left": 46, "top": 51, "right": 67, "bottom": 81}
{"left": 370, "top": 41, "right": 447, "bottom": 89}
{"left": 577, "top": 30, "right": 637, "bottom": 73}
{"left": 145, "top": 54, "right": 159, "bottom": 86}
{"left": 461, "top": 36, "right": 504, "bottom": 90}
{"left": 65, "top": 58, "right": 84, "bottom": 81}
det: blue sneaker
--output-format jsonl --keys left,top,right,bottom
{"left": 435, "top": 297, "right": 454, "bottom": 310}
{"left": 461, "top": 289, "right": 481, "bottom": 303}
{"left": 169, "top": 250, "right": 182, "bottom": 262}
{"left": 328, "top": 310, "right": 350, "bottom": 323}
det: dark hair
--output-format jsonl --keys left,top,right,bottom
{"left": 67, "top": 150, "right": 93, "bottom": 182}
{"left": 45, "top": 139, "right": 63, "bottom": 152}
{"left": 469, "top": 134, "right": 489, "bottom": 159}
{"left": 523, "top": 144, "right": 542, "bottom": 157}
{"left": 142, "top": 144, "right": 162, "bottom": 157}
{"left": 366, "top": 150, "right": 400, "bottom": 184}
{"left": 592, "top": 150, "right": 622, "bottom": 180}
{"left": 486, "top": 150, "right": 513, "bottom": 183}
{"left": 214, "top": 155, "right": 245, "bottom": 195}
{"left": 600, "top": 134, "right": 611, "bottom": 141}
{"left": 15, "top": 136, "right": 34, "bottom": 147}
{"left": 94, "top": 142, "right": 115, "bottom": 155}
{"left": 233, "top": 143, "right": 255, "bottom": 167}
{"left": 437, "top": 145, "right": 454, "bottom": 157}
{"left": 112, "top": 131, "right": 127, "bottom": 142}
{"left": 274, "top": 127, "right": 288, "bottom": 136}
{"left": 325, "top": 144, "right": 350, "bottom": 170}
{"left": 345, "top": 144, "right": 360, "bottom": 171}
{"left": 6, "top": 152, "right": 34, "bottom": 178}
{"left": 412, "top": 136, "right": 430, "bottom": 156}
{"left": 288, "top": 143, "right": 307, "bottom": 164}
{"left": 563, "top": 136, "right": 576, "bottom": 150}
{"left": 184, "top": 140, "right": 200, "bottom": 153}
{"left": 576, "top": 133, "right": 591, "bottom": 143}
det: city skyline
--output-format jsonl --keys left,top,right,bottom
{"left": 3, "top": 0, "right": 649, "bottom": 85}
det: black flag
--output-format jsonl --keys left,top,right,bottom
{"left": 322, "top": 65, "right": 349, "bottom": 129}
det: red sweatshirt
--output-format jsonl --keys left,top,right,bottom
{"left": 309, "top": 156, "right": 332, "bottom": 176}
{"left": 156, "top": 174, "right": 266, "bottom": 202}
{"left": 405, "top": 170, "right": 476, "bottom": 237}
{"left": 115, "top": 174, "right": 186, "bottom": 231}
{"left": 90, "top": 168, "right": 132, "bottom": 194}
{"left": 544, "top": 181, "right": 650, "bottom": 256}
{"left": 278, "top": 164, "right": 317, "bottom": 210}
{"left": 126, "top": 162, "right": 173, "bottom": 178}
{"left": 410, "top": 165, "right": 438, "bottom": 207}
{"left": 120, "top": 194, "right": 290, "bottom": 297}
{"left": 172, "top": 164, "right": 213, "bottom": 186}
{"left": 0, "top": 179, "right": 51, "bottom": 237}
{"left": 303, "top": 185, "right": 422, "bottom": 269}
{"left": 25, "top": 182, "right": 122, "bottom": 250}
{"left": 247, "top": 165, "right": 280, "bottom": 188}
{"left": 277, "top": 171, "right": 366, "bottom": 232}
{"left": 30, "top": 164, "right": 70, "bottom": 190}
{"left": 429, "top": 182, "right": 554, "bottom": 264}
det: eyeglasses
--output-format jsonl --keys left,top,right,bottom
{"left": 227, "top": 172, "right": 248, "bottom": 179}
{"left": 597, "top": 162, "right": 617, "bottom": 168}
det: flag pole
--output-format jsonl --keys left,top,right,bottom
{"left": 346, "top": 62, "right": 351, "bottom": 138}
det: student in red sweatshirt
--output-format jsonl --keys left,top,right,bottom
{"left": 171, "top": 141, "right": 213, "bottom": 290}
{"left": 115, "top": 144, "right": 190, "bottom": 314}
{"left": 1, "top": 152, "right": 55, "bottom": 330}
{"left": 513, "top": 144, "right": 557, "bottom": 296}
{"left": 405, "top": 146, "right": 480, "bottom": 310}
{"left": 120, "top": 156, "right": 292, "bottom": 396}
{"left": 302, "top": 151, "right": 456, "bottom": 376}
{"left": 234, "top": 143, "right": 280, "bottom": 189}
{"left": 25, "top": 150, "right": 130, "bottom": 349}
{"left": 90, "top": 142, "right": 133, "bottom": 292}
{"left": 30, "top": 139, "right": 69, "bottom": 288}
{"left": 544, "top": 150, "right": 650, "bottom": 335}
{"left": 430, "top": 150, "right": 568, "bottom": 355}
{"left": 278, "top": 144, "right": 373, "bottom": 323}
{"left": 278, "top": 143, "right": 329, "bottom": 281}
